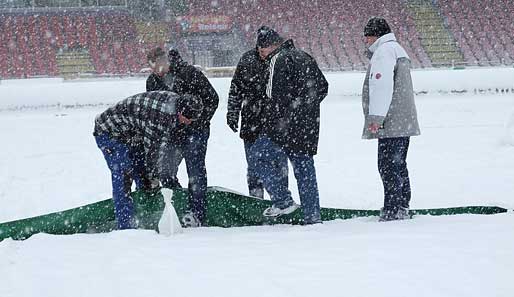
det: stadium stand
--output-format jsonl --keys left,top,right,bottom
{"left": 0, "top": 0, "right": 513, "bottom": 78}
{"left": 186, "top": 0, "right": 432, "bottom": 69}
{"left": 175, "top": 0, "right": 514, "bottom": 70}
{"left": 407, "top": 0, "right": 464, "bottom": 66}
{"left": 0, "top": 9, "right": 166, "bottom": 78}
{"left": 436, "top": 0, "right": 514, "bottom": 66}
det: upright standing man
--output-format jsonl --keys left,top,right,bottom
{"left": 146, "top": 47, "right": 219, "bottom": 226}
{"left": 145, "top": 47, "right": 183, "bottom": 189}
{"left": 226, "top": 36, "right": 269, "bottom": 198}
{"left": 361, "top": 17, "right": 421, "bottom": 221}
{"left": 252, "top": 26, "right": 329, "bottom": 224}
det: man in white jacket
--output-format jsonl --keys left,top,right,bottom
{"left": 361, "top": 17, "right": 421, "bottom": 221}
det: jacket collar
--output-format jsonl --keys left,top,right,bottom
{"left": 266, "top": 39, "right": 295, "bottom": 61}
{"left": 168, "top": 59, "right": 187, "bottom": 74}
{"left": 368, "top": 33, "right": 396, "bottom": 53}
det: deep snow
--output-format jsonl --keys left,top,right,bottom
{"left": 1, "top": 68, "right": 513, "bottom": 297}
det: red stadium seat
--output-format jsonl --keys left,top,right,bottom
{"left": 437, "top": 0, "right": 511, "bottom": 66}
{"left": 1, "top": 1, "right": 512, "bottom": 78}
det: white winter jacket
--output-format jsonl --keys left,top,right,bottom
{"left": 362, "top": 33, "right": 420, "bottom": 139}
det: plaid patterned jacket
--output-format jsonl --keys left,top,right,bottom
{"left": 94, "top": 91, "right": 179, "bottom": 178}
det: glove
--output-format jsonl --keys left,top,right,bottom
{"left": 142, "top": 176, "right": 161, "bottom": 193}
{"left": 226, "top": 112, "right": 239, "bottom": 133}
{"left": 148, "top": 178, "right": 160, "bottom": 189}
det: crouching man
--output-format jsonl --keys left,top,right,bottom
{"left": 93, "top": 91, "right": 200, "bottom": 229}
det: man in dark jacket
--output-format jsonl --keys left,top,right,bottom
{"left": 251, "top": 27, "right": 329, "bottom": 224}
{"left": 146, "top": 47, "right": 219, "bottom": 226}
{"left": 226, "top": 45, "right": 268, "bottom": 198}
{"left": 94, "top": 91, "right": 201, "bottom": 229}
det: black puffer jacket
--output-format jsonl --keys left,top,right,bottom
{"left": 146, "top": 58, "right": 219, "bottom": 142}
{"left": 262, "top": 39, "right": 329, "bottom": 155}
{"left": 227, "top": 49, "right": 268, "bottom": 142}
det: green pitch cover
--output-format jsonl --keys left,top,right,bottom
{"left": 0, "top": 187, "right": 508, "bottom": 241}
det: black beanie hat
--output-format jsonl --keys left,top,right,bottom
{"left": 256, "top": 26, "right": 283, "bottom": 48}
{"left": 364, "top": 17, "right": 392, "bottom": 37}
{"left": 167, "top": 47, "right": 183, "bottom": 67}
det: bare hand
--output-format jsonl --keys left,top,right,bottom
{"left": 178, "top": 113, "right": 192, "bottom": 125}
{"left": 368, "top": 122, "right": 381, "bottom": 134}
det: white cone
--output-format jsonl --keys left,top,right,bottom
{"left": 158, "top": 188, "right": 183, "bottom": 236}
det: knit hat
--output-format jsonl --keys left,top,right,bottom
{"left": 167, "top": 47, "right": 183, "bottom": 67}
{"left": 364, "top": 17, "right": 392, "bottom": 37}
{"left": 256, "top": 26, "right": 283, "bottom": 48}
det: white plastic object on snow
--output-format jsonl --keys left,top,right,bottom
{"left": 158, "top": 188, "right": 183, "bottom": 236}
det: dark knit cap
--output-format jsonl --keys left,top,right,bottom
{"left": 364, "top": 17, "right": 392, "bottom": 37}
{"left": 167, "top": 47, "right": 183, "bottom": 66}
{"left": 256, "top": 26, "right": 283, "bottom": 48}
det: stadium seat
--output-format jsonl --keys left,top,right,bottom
{"left": 1, "top": 1, "right": 513, "bottom": 78}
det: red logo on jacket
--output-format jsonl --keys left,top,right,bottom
{"left": 375, "top": 73, "right": 382, "bottom": 79}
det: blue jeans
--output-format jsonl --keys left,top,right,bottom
{"left": 244, "top": 140, "right": 264, "bottom": 198}
{"left": 161, "top": 129, "right": 209, "bottom": 223}
{"left": 288, "top": 152, "right": 321, "bottom": 223}
{"left": 251, "top": 136, "right": 321, "bottom": 223}
{"left": 95, "top": 134, "right": 145, "bottom": 229}
{"left": 378, "top": 137, "right": 411, "bottom": 213}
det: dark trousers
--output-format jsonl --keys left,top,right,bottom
{"left": 244, "top": 140, "right": 264, "bottom": 198}
{"left": 378, "top": 137, "right": 411, "bottom": 213}
{"left": 160, "top": 129, "right": 209, "bottom": 223}
{"left": 159, "top": 144, "right": 183, "bottom": 189}
{"left": 95, "top": 134, "right": 145, "bottom": 229}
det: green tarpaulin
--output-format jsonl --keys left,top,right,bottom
{"left": 0, "top": 187, "right": 508, "bottom": 241}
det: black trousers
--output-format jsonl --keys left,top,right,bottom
{"left": 378, "top": 137, "right": 411, "bottom": 212}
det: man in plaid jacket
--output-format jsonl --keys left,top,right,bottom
{"left": 93, "top": 91, "right": 200, "bottom": 229}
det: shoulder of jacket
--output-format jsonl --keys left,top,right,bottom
{"left": 373, "top": 42, "right": 399, "bottom": 60}
{"left": 146, "top": 73, "right": 157, "bottom": 81}
{"left": 376, "top": 41, "right": 398, "bottom": 53}
{"left": 181, "top": 64, "right": 198, "bottom": 74}
{"left": 242, "top": 49, "right": 258, "bottom": 59}
{"left": 296, "top": 48, "right": 314, "bottom": 60}
{"left": 275, "top": 48, "right": 297, "bottom": 63}
{"left": 240, "top": 51, "right": 260, "bottom": 65}
{"left": 284, "top": 49, "right": 316, "bottom": 70}
{"left": 174, "top": 64, "right": 198, "bottom": 80}
{"left": 383, "top": 40, "right": 409, "bottom": 54}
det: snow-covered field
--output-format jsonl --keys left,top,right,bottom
{"left": 1, "top": 68, "right": 513, "bottom": 297}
